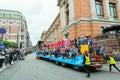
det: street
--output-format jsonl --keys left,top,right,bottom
{"left": 0, "top": 53, "right": 120, "bottom": 80}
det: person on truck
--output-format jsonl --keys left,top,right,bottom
{"left": 108, "top": 54, "right": 120, "bottom": 73}
{"left": 83, "top": 51, "right": 91, "bottom": 78}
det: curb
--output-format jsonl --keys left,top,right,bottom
{"left": 0, "top": 62, "right": 17, "bottom": 73}
{"left": 0, "top": 66, "right": 7, "bottom": 72}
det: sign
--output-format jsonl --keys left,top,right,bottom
{"left": 0, "top": 28, "right": 6, "bottom": 34}
{"left": 0, "top": 44, "right": 6, "bottom": 50}
{"left": 80, "top": 45, "right": 89, "bottom": 54}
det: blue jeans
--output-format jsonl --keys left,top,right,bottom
{"left": 4, "top": 56, "right": 10, "bottom": 65}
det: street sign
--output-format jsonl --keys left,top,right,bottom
{"left": 0, "top": 28, "right": 6, "bottom": 34}
{"left": 0, "top": 44, "right": 6, "bottom": 50}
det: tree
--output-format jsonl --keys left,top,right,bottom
{"left": 2, "top": 40, "right": 18, "bottom": 48}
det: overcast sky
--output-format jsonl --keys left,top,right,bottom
{"left": 0, "top": 0, "right": 59, "bottom": 46}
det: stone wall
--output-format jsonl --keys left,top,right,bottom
{"left": 93, "top": 33, "right": 120, "bottom": 52}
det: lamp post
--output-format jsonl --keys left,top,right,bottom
{"left": 17, "top": 33, "right": 19, "bottom": 48}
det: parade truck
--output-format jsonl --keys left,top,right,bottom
{"left": 36, "top": 39, "right": 107, "bottom": 71}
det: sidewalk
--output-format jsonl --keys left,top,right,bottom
{"left": 0, "top": 64, "right": 8, "bottom": 72}
{"left": 0, "top": 62, "right": 16, "bottom": 72}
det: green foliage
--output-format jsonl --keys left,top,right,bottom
{"left": 2, "top": 40, "right": 18, "bottom": 48}
{"left": 33, "top": 46, "right": 37, "bottom": 49}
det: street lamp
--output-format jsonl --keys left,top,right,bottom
{"left": 17, "top": 33, "right": 19, "bottom": 48}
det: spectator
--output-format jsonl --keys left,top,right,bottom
{"left": 4, "top": 48, "right": 10, "bottom": 66}
{"left": 0, "top": 50, "right": 5, "bottom": 68}
{"left": 96, "top": 46, "right": 100, "bottom": 55}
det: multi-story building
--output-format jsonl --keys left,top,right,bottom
{"left": 26, "top": 31, "right": 32, "bottom": 47}
{"left": 42, "top": 13, "right": 61, "bottom": 42}
{"left": 0, "top": 9, "right": 31, "bottom": 49}
{"left": 42, "top": 0, "right": 120, "bottom": 42}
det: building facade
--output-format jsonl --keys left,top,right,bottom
{"left": 42, "top": 13, "right": 61, "bottom": 42}
{"left": 0, "top": 9, "right": 31, "bottom": 49}
{"left": 42, "top": 0, "right": 120, "bottom": 42}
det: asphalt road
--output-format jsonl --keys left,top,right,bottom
{"left": 0, "top": 53, "right": 120, "bottom": 80}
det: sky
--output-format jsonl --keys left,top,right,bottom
{"left": 0, "top": 0, "right": 59, "bottom": 46}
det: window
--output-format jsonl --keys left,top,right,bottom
{"left": 0, "top": 13, "right": 2, "bottom": 17}
{"left": 9, "top": 22, "right": 13, "bottom": 24}
{"left": 5, "top": 35, "right": 8, "bottom": 40}
{"left": 3, "top": 21, "right": 5, "bottom": 24}
{"left": 65, "top": 32, "right": 69, "bottom": 39}
{"left": 65, "top": 2, "right": 69, "bottom": 25}
{"left": 21, "top": 35, "right": 24, "bottom": 40}
{"left": 109, "top": 3, "right": 117, "bottom": 18}
{"left": 21, "top": 29, "right": 24, "bottom": 32}
{"left": 3, "top": 13, "right": 5, "bottom": 17}
{"left": 95, "top": 1, "right": 103, "bottom": 17}
{"left": 66, "top": 11, "right": 69, "bottom": 25}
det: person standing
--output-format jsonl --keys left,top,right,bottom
{"left": 4, "top": 48, "right": 10, "bottom": 67}
{"left": 108, "top": 54, "right": 120, "bottom": 73}
{"left": 0, "top": 50, "right": 5, "bottom": 68}
{"left": 83, "top": 52, "right": 91, "bottom": 78}
{"left": 9, "top": 49, "right": 13, "bottom": 65}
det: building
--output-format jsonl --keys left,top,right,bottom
{"left": 0, "top": 9, "right": 31, "bottom": 49}
{"left": 41, "top": 31, "right": 47, "bottom": 41}
{"left": 42, "top": 13, "right": 61, "bottom": 42}
{"left": 26, "top": 31, "right": 32, "bottom": 47}
{"left": 42, "top": 0, "right": 120, "bottom": 42}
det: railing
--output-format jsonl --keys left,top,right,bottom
{"left": 94, "top": 32, "right": 120, "bottom": 41}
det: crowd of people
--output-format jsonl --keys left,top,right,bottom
{"left": 0, "top": 47, "right": 26, "bottom": 68}
{"left": 36, "top": 35, "right": 93, "bottom": 59}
